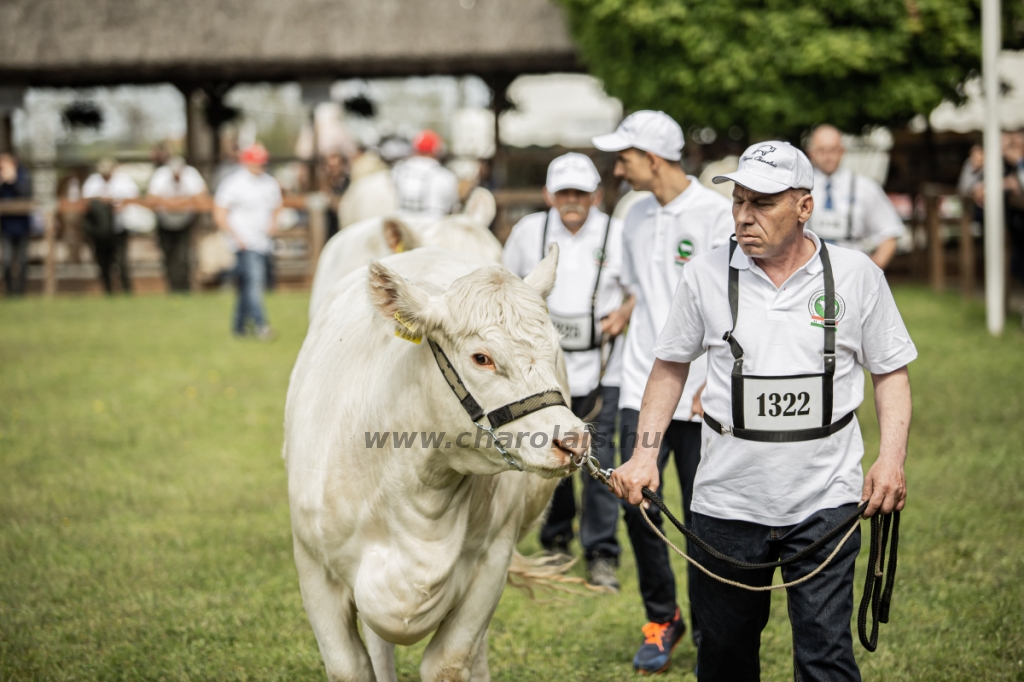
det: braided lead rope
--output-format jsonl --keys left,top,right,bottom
{"left": 638, "top": 505, "right": 861, "bottom": 592}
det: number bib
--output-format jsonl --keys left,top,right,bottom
{"left": 742, "top": 375, "right": 824, "bottom": 431}
{"left": 811, "top": 211, "right": 848, "bottom": 242}
{"left": 549, "top": 312, "right": 595, "bottom": 352}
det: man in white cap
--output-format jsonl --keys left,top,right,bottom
{"left": 503, "top": 152, "right": 631, "bottom": 592}
{"left": 610, "top": 141, "right": 916, "bottom": 681}
{"left": 592, "top": 111, "right": 733, "bottom": 673}
{"left": 806, "top": 125, "right": 906, "bottom": 269}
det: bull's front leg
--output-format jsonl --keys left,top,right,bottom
{"left": 294, "top": 539, "right": 376, "bottom": 682}
{"left": 418, "top": 523, "right": 517, "bottom": 682}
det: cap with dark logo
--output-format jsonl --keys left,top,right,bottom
{"left": 713, "top": 141, "right": 814, "bottom": 194}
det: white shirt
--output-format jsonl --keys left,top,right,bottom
{"left": 620, "top": 179, "right": 734, "bottom": 421}
{"left": 392, "top": 156, "right": 459, "bottom": 219}
{"left": 82, "top": 172, "right": 140, "bottom": 234}
{"left": 504, "top": 207, "right": 627, "bottom": 396}
{"left": 214, "top": 168, "right": 282, "bottom": 254}
{"left": 147, "top": 165, "right": 207, "bottom": 198}
{"left": 654, "top": 231, "right": 918, "bottom": 525}
{"left": 809, "top": 168, "right": 906, "bottom": 253}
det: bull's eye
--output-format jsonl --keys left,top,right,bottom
{"left": 472, "top": 353, "right": 494, "bottom": 368}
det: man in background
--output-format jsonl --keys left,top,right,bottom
{"left": 392, "top": 130, "right": 459, "bottom": 218}
{"left": 805, "top": 125, "right": 906, "bottom": 269}
{"left": 213, "top": 143, "right": 281, "bottom": 340}
{"left": 147, "top": 156, "right": 208, "bottom": 293}
{"left": 82, "top": 157, "right": 139, "bottom": 295}
{"left": 0, "top": 153, "right": 32, "bottom": 296}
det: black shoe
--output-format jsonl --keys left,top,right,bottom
{"left": 586, "top": 557, "right": 620, "bottom": 593}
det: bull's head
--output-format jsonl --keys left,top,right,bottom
{"left": 367, "top": 246, "right": 588, "bottom": 477}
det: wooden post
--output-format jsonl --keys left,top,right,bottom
{"left": 925, "top": 192, "right": 944, "bottom": 292}
{"left": 959, "top": 196, "right": 976, "bottom": 299}
{"left": 44, "top": 207, "right": 57, "bottom": 297}
{"left": 305, "top": 192, "right": 328, "bottom": 283}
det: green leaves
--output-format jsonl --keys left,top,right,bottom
{"left": 559, "top": 0, "right": 1019, "bottom": 139}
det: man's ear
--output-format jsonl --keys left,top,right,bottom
{"left": 367, "top": 260, "right": 438, "bottom": 333}
{"left": 796, "top": 190, "right": 814, "bottom": 226}
{"left": 524, "top": 242, "right": 559, "bottom": 299}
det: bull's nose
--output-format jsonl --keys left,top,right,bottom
{"left": 552, "top": 431, "right": 589, "bottom": 467}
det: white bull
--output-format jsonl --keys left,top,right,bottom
{"left": 285, "top": 246, "right": 587, "bottom": 682}
{"left": 309, "top": 213, "right": 503, "bottom": 321}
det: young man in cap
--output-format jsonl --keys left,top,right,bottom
{"left": 213, "top": 143, "right": 282, "bottom": 339}
{"left": 805, "top": 125, "right": 906, "bottom": 269}
{"left": 611, "top": 141, "right": 915, "bottom": 681}
{"left": 391, "top": 129, "right": 459, "bottom": 219}
{"left": 503, "top": 152, "right": 631, "bottom": 591}
{"left": 592, "top": 111, "right": 734, "bottom": 673}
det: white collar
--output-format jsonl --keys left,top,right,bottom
{"left": 645, "top": 176, "right": 701, "bottom": 216}
{"left": 547, "top": 206, "right": 606, "bottom": 239}
{"left": 729, "top": 229, "right": 824, "bottom": 276}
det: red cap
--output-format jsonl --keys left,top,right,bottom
{"left": 412, "top": 130, "right": 444, "bottom": 157}
{"left": 239, "top": 143, "right": 270, "bottom": 166}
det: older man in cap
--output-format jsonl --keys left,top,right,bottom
{"left": 82, "top": 157, "right": 140, "bottom": 294}
{"left": 611, "top": 141, "right": 916, "bottom": 681}
{"left": 592, "top": 111, "right": 734, "bottom": 673}
{"left": 805, "top": 125, "right": 906, "bottom": 269}
{"left": 391, "top": 129, "right": 459, "bottom": 219}
{"left": 213, "top": 143, "right": 282, "bottom": 339}
{"left": 147, "top": 155, "right": 209, "bottom": 292}
{"left": 503, "top": 152, "right": 631, "bottom": 591}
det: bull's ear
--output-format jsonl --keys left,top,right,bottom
{"left": 524, "top": 242, "right": 558, "bottom": 298}
{"left": 367, "top": 260, "right": 436, "bottom": 331}
{"left": 382, "top": 217, "right": 420, "bottom": 253}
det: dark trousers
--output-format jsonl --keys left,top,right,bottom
{"left": 1, "top": 233, "right": 29, "bottom": 296}
{"left": 540, "top": 386, "right": 622, "bottom": 561}
{"left": 157, "top": 223, "right": 193, "bottom": 292}
{"left": 620, "top": 408, "right": 701, "bottom": 634}
{"left": 691, "top": 504, "right": 862, "bottom": 682}
{"left": 90, "top": 231, "right": 131, "bottom": 294}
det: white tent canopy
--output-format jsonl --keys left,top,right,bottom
{"left": 931, "top": 50, "right": 1024, "bottom": 133}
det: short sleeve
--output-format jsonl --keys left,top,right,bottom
{"left": 653, "top": 266, "right": 707, "bottom": 363}
{"left": 859, "top": 273, "right": 917, "bottom": 374}
{"left": 185, "top": 168, "right": 208, "bottom": 195}
{"left": 860, "top": 179, "right": 906, "bottom": 245}
{"left": 269, "top": 178, "right": 283, "bottom": 207}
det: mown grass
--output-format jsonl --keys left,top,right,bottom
{"left": 1, "top": 287, "right": 1022, "bottom": 681}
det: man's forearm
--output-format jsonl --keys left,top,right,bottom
{"left": 870, "top": 238, "right": 898, "bottom": 270}
{"left": 633, "top": 359, "right": 690, "bottom": 461}
{"left": 872, "top": 366, "right": 912, "bottom": 465}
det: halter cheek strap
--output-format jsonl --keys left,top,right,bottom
{"left": 427, "top": 339, "right": 568, "bottom": 469}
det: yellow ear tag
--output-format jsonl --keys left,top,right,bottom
{"left": 394, "top": 241, "right": 405, "bottom": 254}
{"left": 394, "top": 311, "right": 422, "bottom": 344}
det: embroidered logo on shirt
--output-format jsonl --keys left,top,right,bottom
{"left": 593, "top": 247, "right": 607, "bottom": 266}
{"left": 674, "top": 238, "right": 696, "bottom": 265}
{"left": 807, "top": 290, "right": 847, "bottom": 328}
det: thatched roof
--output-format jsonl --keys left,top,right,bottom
{"left": 0, "top": 0, "right": 580, "bottom": 87}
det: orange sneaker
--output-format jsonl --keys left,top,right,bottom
{"left": 632, "top": 608, "right": 686, "bottom": 675}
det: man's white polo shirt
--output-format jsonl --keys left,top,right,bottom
{"left": 809, "top": 167, "right": 906, "bottom": 253}
{"left": 620, "top": 178, "right": 733, "bottom": 421}
{"left": 654, "top": 231, "right": 918, "bottom": 525}
{"left": 503, "top": 207, "right": 626, "bottom": 397}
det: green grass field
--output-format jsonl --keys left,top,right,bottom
{"left": 1, "top": 287, "right": 1022, "bottom": 681}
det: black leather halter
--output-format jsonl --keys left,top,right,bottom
{"left": 427, "top": 339, "right": 567, "bottom": 470}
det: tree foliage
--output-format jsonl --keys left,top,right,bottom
{"left": 558, "top": 0, "right": 1024, "bottom": 139}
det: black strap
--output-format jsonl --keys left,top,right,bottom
{"left": 428, "top": 338, "right": 567, "bottom": 429}
{"left": 820, "top": 241, "right": 837, "bottom": 425}
{"left": 703, "top": 411, "right": 854, "bottom": 443}
{"left": 540, "top": 209, "right": 550, "bottom": 261}
{"left": 725, "top": 239, "right": 746, "bottom": 428}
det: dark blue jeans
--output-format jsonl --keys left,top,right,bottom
{"left": 233, "top": 250, "right": 268, "bottom": 335}
{"left": 620, "top": 409, "right": 701, "bottom": 635}
{"left": 691, "top": 504, "right": 862, "bottom": 682}
{"left": 540, "top": 386, "right": 621, "bottom": 561}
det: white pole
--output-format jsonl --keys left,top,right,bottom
{"left": 982, "top": 0, "right": 1004, "bottom": 335}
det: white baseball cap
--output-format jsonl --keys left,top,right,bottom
{"left": 713, "top": 141, "right": 814, "bottom": 194}
{"left": 546, "top": 152, "right": 601, "bottom": 193}
{"left": 591, "top": 111, "right": 684, "bottom": 162}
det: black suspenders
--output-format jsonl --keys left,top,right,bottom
{"left": 845, "top": 172, "right": 857, "bottom": 242}
{"left": 706, "top": 238, "right": 853, "bottom": 442}
{"left": 540, "top": 210, "right": 611, "bottom": 352}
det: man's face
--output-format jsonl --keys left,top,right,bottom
{"left": 545, "top": 188, "right": 599, "bottom": 231}
{"left": 732, "top": 185, "right": 813, "bottom": 259}
{"left": 808, "top": 131, "right": 844, "bottom": 176}
{"left": 245, "top": 162, "right": 264, "bottom": 176}
{"left": 613, "top": 149, "right": 655, "bottom": 192}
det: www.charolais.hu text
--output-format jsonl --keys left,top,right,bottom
{"left": 364, "top": 430, "right": 664, "bottom": 449}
